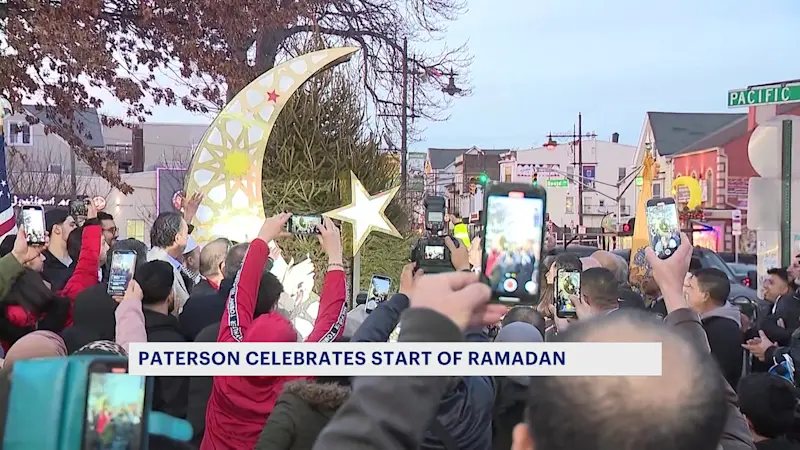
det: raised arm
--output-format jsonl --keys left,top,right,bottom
{"left": 351, "top": 264, "right": 417, "bottom": 343}
{"left": 306, "top": 217, "right": 345, "bottom": 343}
{"left": 115, "top": 280, "right": 147, "bottom": 354}
{"left": 218, "top": 213, "right": 291, "bottom": 343}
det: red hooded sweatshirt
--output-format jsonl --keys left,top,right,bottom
{"left": 200, "top": 238, "right": 347, "bottom": 450}
{"left": 2, "top": 224, "right": 101, "bottom": 352}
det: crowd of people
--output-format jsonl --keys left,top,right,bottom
{"left": 0, "top": 196, "right": 799, "bottom": 450}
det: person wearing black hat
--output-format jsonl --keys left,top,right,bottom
{"left": 42, "top": 208, "right": 77, "bottom": 291}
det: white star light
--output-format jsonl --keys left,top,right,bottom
{"left": 323, "top": 171, "right": 401, "bottom": 255}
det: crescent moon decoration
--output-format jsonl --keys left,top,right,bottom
{"left": 671, "top": 176, "right": 703, "bottom": 210}
{"left": 322, "top": 171, "right": 402, "bottom": 256}
{"left": 185, "top": 47, "right": 360, "bottom": 244}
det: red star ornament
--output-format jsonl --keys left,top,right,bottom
{"left": 267, "top": 90, "right": 280, "bottom": 103}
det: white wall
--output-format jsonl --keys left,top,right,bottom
{"left": 498, "top": 139, "right": 637, "bottom": 229}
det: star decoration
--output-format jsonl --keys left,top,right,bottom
{"left": 267, "top": 90, "right": 279, "bottom": 103}
{"left": 323, "top": 171, "right": 401, "bottom": 256}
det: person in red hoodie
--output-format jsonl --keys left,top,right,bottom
{"left": 201, "top": 213, "right": 347, "bottom": 450}
{"left": 1, "top": 203, "right": 102, "bottom": 350}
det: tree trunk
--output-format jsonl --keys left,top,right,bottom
{"left": 225, "top": 28, "right": 284, "bottom": 103}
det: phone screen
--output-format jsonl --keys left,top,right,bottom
{"left": 107, "top": 251, "right": 137, "bottom": 296}
{"left": 289, "top": 215, "right": 322, "bottom": 235}
{"left": 82, "top": 366, "right": 146, "bottom": 450}
{"left": 21, "top": 206, "right": 46, "bottom": 245}
{"left": 556, "top": 270, "right": 580, "bottom": 317}
{"left": 368, "top": 276, "right": 391, "bottom": 301}
{"left": 646, "top": 199, "right": 681, "bottom": 259}
{"left": 483, "top": 193, "right": 545, "bottom": 302}
{"left": 423, "top": 245, "right": 445, "bottom": 260}
{"left": 70, "top": 199, "right": 89, "bottom": 218}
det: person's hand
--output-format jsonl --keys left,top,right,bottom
{"left": 572, "top": 294, "right": 597, "bottom": 321}
{"left": 399, "top": 263, "right": 423, "bottom": 295}
{"left": 408, "top": 271, "right": 506, "bottom": 331}
{"left": 86, "top": 201, "right": 97, "bottom": 220}
{"left": 114, "top": 279, "right": 144, "bottom": 304}
{"left": 258, "top": 213, "right": 292, "bottom": 244}
{"left": 548, "top": 303, "right": 575, "bottom": 333}
{"left": 743, "top": 330, "right": 775, "bottom": 362}
{"left": 11, "top": 227, "right": 47, "bottom": 264}
{"left": 317, "top": 216, "right": 343, "bottom": 265}
{"left": 445, "top": 236, "right": 470, "bottom": 271}
{"left": 468, "top": 236, "right": 482, "bottom": 269}
{"left": 182, "top": 192, "right": 204, "bottom": 223}
{"left": 645, "top": 232, "right": 692, "bottom": 314}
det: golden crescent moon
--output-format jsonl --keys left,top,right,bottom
{"left": 184, "top": 47, "right": 359, "bottom": 243}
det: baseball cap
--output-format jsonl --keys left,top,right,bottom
{"left": 45, "top": 208, "right": 71, "bottom": 233}
{"left": 183, "top": 235, "right": 198, "bottom": 255}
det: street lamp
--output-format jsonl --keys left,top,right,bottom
{"left": 441, "top": 68, "right": 463, "bottom": 96}
{"left": 544, "top": 134, "right": 558, "bottom": 150}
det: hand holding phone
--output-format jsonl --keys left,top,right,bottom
{"left": 367, "top": 275, "right": 392, "bottom": 312}
{"left": 286, "top": 214, "right": 323, "bottom": 235}
{"left": 645, "top": 197, "right": 681, "bottom": 259}
{"left": 70, "top": 198, "right": 89, "bottom": 219}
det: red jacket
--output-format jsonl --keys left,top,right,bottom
{"left": 200, "top": 238, "right": 347, "bottom": 450}
{"left": 3, "top": 224, "right": 101, "bottom": 339}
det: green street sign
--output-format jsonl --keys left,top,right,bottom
{"left": 728, "top": 84, "right": 800, "bottom": 108}
{"left": 547, "top": 178, "right": 568, "bottom": 188}
{"left": 635, "top": 176, "right": 643, "bottom": 186}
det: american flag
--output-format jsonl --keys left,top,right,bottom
{"left": 0, "top": 129, "right": 15, "bottom": 237}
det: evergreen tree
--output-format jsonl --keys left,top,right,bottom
{"left": 263, "top": 59, "right": 411, "bottom": 293}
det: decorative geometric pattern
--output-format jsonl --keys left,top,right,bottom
{"left": 185, "top": 47, "right": 360, "bottom": 243}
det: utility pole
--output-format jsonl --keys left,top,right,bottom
{"left": 401, "top": 38, "right": 408, "bottom": 194}
{"left": 544, "top": 112, "right": 596, "bottom": 228}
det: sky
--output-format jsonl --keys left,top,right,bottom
{"left": 102, "top": 0, "right": 800, "bottom": 152}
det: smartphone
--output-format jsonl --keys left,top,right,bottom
{"left": 367, "top": 275, "right": 392, "bottom": 312}
{"left": 70, "top": 198, "right": 89, "bottom": 219}
{"left": 287, "top": 214, "right": 323, "bottom": 235}
{"left": 645, "top": 197, "right": 681, "bottom": 259}
{"left": 107, "top": 250, "right": 137, "bottom": 296}
{"left": 21, "top": 205, "right": 46, "bottom": 246}
{"left": 81, "top": 359, "right": 149, "bottom": 450}
{"left": 481, "top": 183, "right": 547, "bottom": 305}
{"left": 556, "top": 269, "right": 580, "bottom": 318}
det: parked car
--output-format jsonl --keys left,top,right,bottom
{"left": 717, "top": 252, "right": 757, "bottom": 265}
{"left": 727, "top": 262, "right": 757, "bottom": 289}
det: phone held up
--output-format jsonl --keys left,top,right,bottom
{"left": 480, "top": 182, "right": 547, "bottom": 305}
{"left": 556, "top": 269, "right": 580, "bottom": 319}
{"left": 367, "top": 274, "right": 392, "bottom": 313}
{"left": 20, "top": 205, "right": 47, "bottom": 246}
{"left": 645, "top": 197, "right": 681, "bottom": 259}
{"left": 107, "top": 249, "right": 138, "bottom": 297}
{"left": 286, "top": 214, "right": 323, "bottom": 235}
{"left": 70, "top": 198, "right": 90, "bottom": 220}
{"left": 81, "top": 359, "right": 151, "bottom": 450}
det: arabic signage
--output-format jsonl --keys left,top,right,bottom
{"left": 12, "top": 195, "right": 71, "bottom": 207}
{"left": 726, "top": 177, "right": 749, "bottom": 209}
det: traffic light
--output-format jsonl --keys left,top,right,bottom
{"left": 532, "top": 172, "right": 538, "bottom": 186}
{"left": 622, "top": 218, "right": 635, "bottom": 233}
{"left": 478, "top": 173, "right": 488, "bottom": 184}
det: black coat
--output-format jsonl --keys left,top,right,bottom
{"left": 255, "top": 380, "right": 351, "bottom": 450}
{"left": 491, "top": 376, "right": 527, "bottom": 450}
{"left": 72, "top": 283, "right": 118, "bottom": 342}
{"left": 702, "top": 314, "right": 744, "bottom": 389}
{"left": 145, "top": 309, "right": 189, "bottom": 419}
{"left": 191, "top": 279, "right": 217, "bottom": 298}
{"left": 187, "top": 321, "right": 220, "bottom": 447}
{"left": 41, "top": 251, "right": 74, "bottom": 292}
{"left": 755, "top": 436, "right": 800, "bottom": 450}
{"left": 178, "top": 279, "right": 231, "bottom": 341}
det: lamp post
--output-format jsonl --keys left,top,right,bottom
{"left": 544, "top": 112, "right": 597, "bottom": 227}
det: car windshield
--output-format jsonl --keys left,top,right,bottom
{"left": 728, "top": 263, "right": 756, "bottom": 276}
{"left": 699, "top": 251, "right": 738, "bottom": 282}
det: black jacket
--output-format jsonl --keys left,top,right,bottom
{"left": 256, "top": 380, "right": 351, "bottom": 450}
{"left": 352, "top": 294, "right": 494, "bottom": 450}
{"left": 187, "top": 321, "right": 220, "bottom": 446}
{"left": 144, "top": 309, "right": 189, "bottom": 419}
{"left": 191, "top": 278, "right": 217, "bottom": 298}
{"left": 758, "top": 294, "right": 800, "bottom": 346}
{"left": 41, "top": 250, "right": 74, "bottom": 292}
{"left": 700, "top": 305, "right": 744, "bottom": 390}
{"left": 178, "top": 279, "right": 231, "bottom": 341}
{"left": 755, "top": 436, "right": 800, "bottom": 450}
{"left": 619, "top": 287, "right": 646, "bottom": 309}
{"left": 491, "top": 376, "right": 527, "bottom": 450}
{"left": 72, "top": 282, "right": 118, "bottom": 341}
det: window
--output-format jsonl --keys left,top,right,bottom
{"left": 126, "top": 219, "right": 146, "bottom": 242}
{"left": 652, "top": 183, "right": 661, "bottom": 197}
{"left": 47, "top": 164, "right": 62, "bottom": 174}
{"left": 8, "top": 121, "right": 32, "bottom": 145}
{"left": 618, "top": 167, "right": 626, "bottom": 181}
{"left": 503, "top": 165, "right": 512, "bottom": 182}
{"left": 599, "top": 199, "right": 605, "bottom": 207}
{"left": 565, "top": 196, "right": 574, "bottom": 214}
{"left": 620, "top": 197, "right": 627, "bottom": 214}
{"left": 566, "top": 165, "right": 574, "bottom": 180}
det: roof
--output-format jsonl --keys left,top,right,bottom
{"left": 21, "top": 105, "right": 105, "bottom": 148}
{"left": 647, "top": 112, "right": 744, "bottom": 156}
{"left": 426, "top": 147, "right": 509, "bottom": 170}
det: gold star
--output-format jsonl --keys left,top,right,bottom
{"left": 323, "top": 171, "right": 401, "bottom": 255}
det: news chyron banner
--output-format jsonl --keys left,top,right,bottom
{"left": 129, "top": 342, "right": 662, "bottom": 377}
